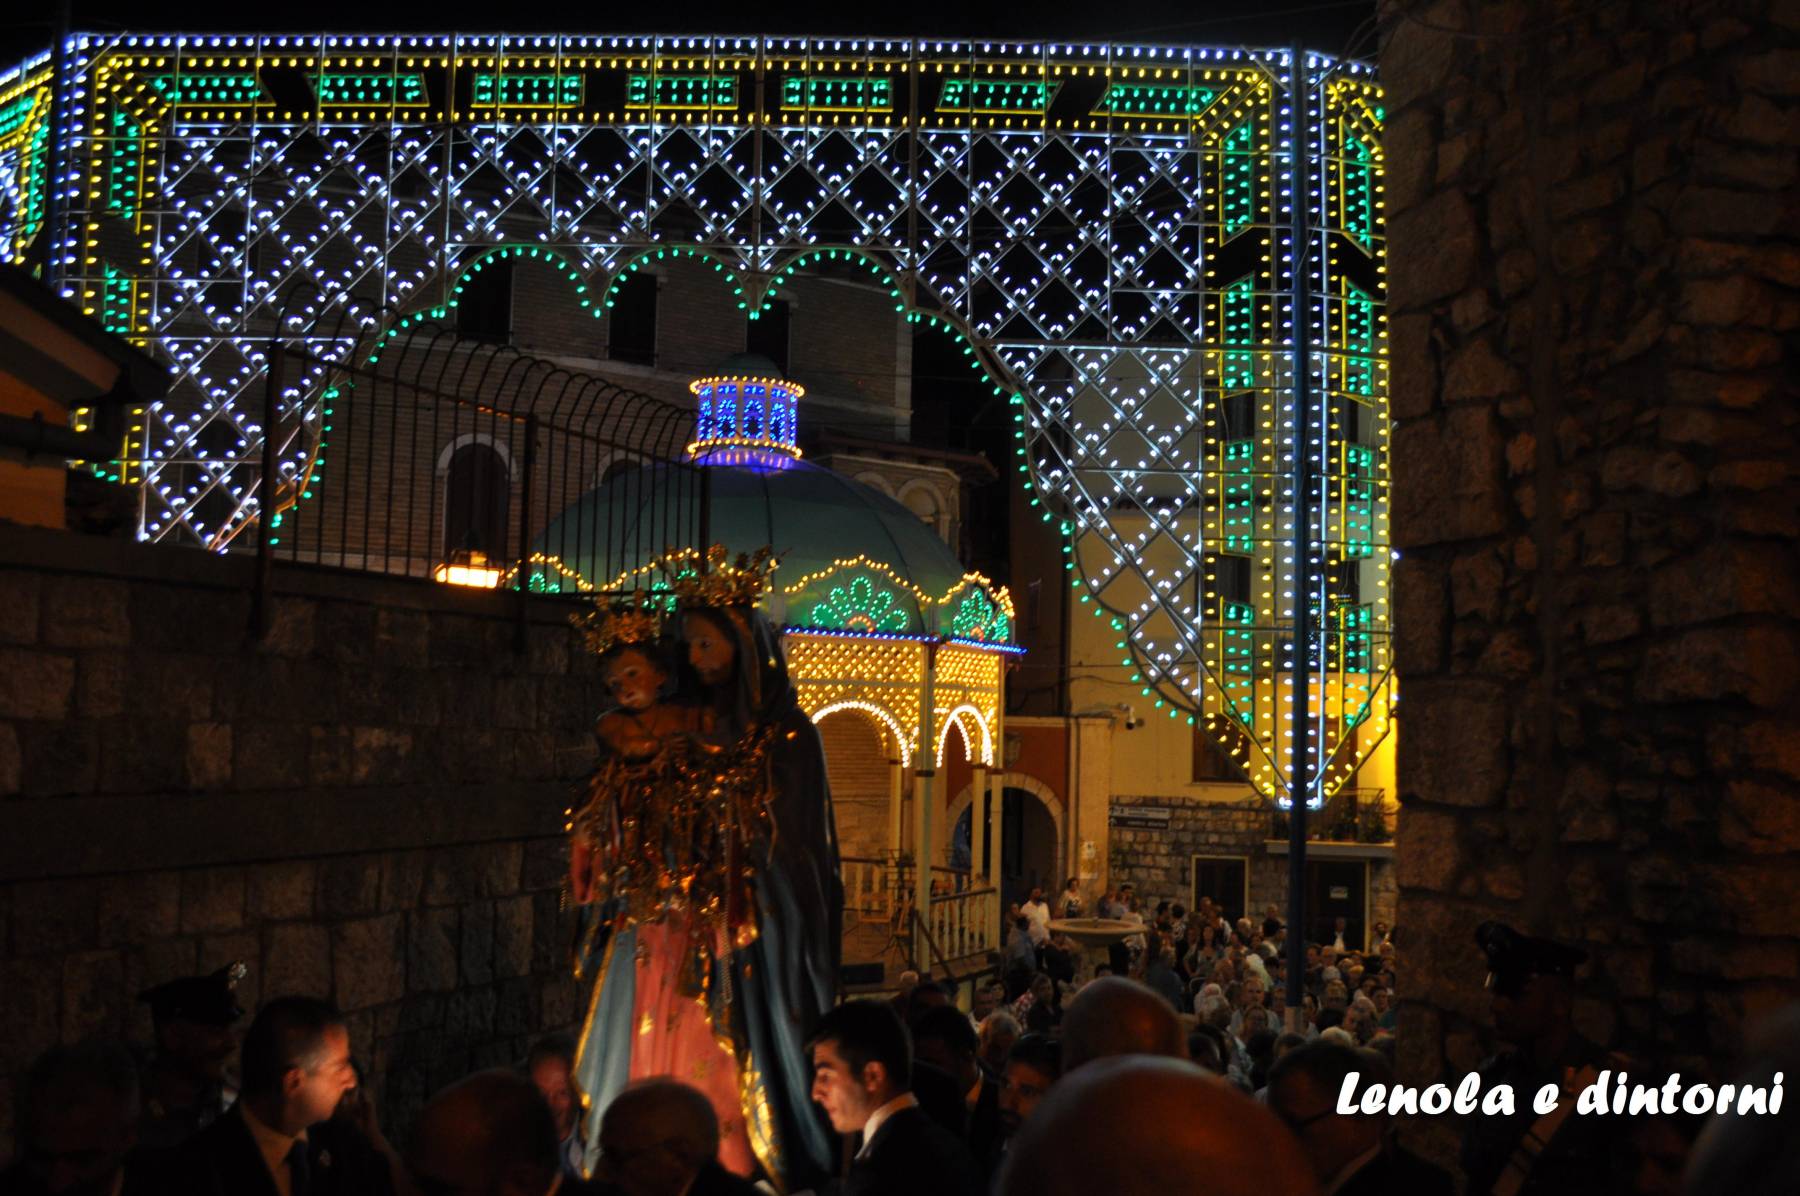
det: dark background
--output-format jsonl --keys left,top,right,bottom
{"left": 2, "top": 1, "right": 1378, "bottom": 70}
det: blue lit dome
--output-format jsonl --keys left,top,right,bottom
{"left": 687, "top": 353, "right": 803, "bottom": 470}
{"left": 532, "top": 358, "right": 1013, "bottom": 644}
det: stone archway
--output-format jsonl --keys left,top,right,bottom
{"left": 947, "top": 771, "right": 1064, "bottom": 903}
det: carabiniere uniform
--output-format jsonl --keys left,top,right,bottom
{"left": 136, "top": 964, "right": 245, "bottom": 1151}
{"left": 1460, "top": 923, "right": 1630, "bottom": 1196}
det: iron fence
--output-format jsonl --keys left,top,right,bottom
{"left": 250, "top": 289, "right": 704, "bottom": 629}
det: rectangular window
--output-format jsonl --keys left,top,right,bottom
{"left": 745, "top": 298, "right": 791, "bottom": 374}
{"left": 1213, "top": 554, "right": 1251, "bottom": 605}
{"left": 1304, "top": 859, "right": 1368, "bottom": 950}
{"left": 608, "top": 273, "right": 658, "bottom": 366}
{"left": 1191, "top": 726, "right": 1243, "bottom": 782}
{"left": 1222, "top": 392, "right": 1255, "bottom": 441}
{"left": 455, "top": 258, "right": 514, "bottom": 344}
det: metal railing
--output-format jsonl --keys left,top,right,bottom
{"left": 1270, "top": 787, "right": 1393, "bottom": 843}
{"left": 249, "top": 289, "right": 704, "bottom": 630}
{"left": 842, "top": 855, "right": 999, "bottom": 962}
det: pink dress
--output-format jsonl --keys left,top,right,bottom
{"left": 625, "top": 915, "right": 758, "bottom": 1176}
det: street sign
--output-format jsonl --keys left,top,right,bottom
{"left": 1109, "top": 805, "right": 1173, "bottom": 830}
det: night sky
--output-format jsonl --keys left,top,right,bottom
{"left": 3, "top": 1, "right": 1378, "bottom": 69}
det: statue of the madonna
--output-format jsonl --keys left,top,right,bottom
{"left": 566, "top": 550, "right": 840, "bottom": 1191}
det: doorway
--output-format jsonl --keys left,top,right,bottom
{"left": 1304, "top": 859, "right": 1368, "bottom": 951}
{"left": 1000, "top": 787, "right": 1056, "bottom": 910}
{"left": 949, "top": 784, "right": 1059, "bottom": 908}
{"left": 1191, "top": 855, "right": 1250, "bottom": 926}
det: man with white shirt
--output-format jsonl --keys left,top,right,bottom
{"left": 807, "top": 1000, "right": 978, "bottom": 1196}
{"left": 1020, "top": 888, "right": 1051, "bottom": 953}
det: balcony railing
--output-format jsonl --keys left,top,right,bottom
{"left": 1269, "top": 787, "right": 1393, "bottom": 843}
{"left": 841, "top": 855, "right": 999, "bottom": 962}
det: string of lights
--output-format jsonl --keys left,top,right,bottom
{"left": 0, "top": 33, "right": 1386, "bottom": 807}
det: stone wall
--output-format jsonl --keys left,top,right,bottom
{"left": 1380, "top": 0, "right": 1800, "bottom": 1161}
{"left": 0, "top": 524, "right": 602, "bottom": 1158}
{"left": 1106, "top": 796, "right": 1398, "bottom": 939}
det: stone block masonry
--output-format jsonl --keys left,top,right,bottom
{"left": 1380, "top": 0, "right": 1800, "bottom": 1167}
{"left": 1105, "top": 796, "right": 1397, "bottom": 939}
{"left": 0, "top": 524, "right": 605, "bottom": 1153}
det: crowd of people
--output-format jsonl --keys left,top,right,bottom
{"left": 2, "top": 895, "right": 1792, "bottom": 1196}
{"left": 999, "top": 886, "right": 1402, "bottom": 1082}
{"left": 0, "top": 975, "right": 760, "bottom": 1196}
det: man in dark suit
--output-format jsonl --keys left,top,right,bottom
{"left": 591, "top": 1078, "right": 760, "bottom": 1196}
{"left": 158, "top": 996, "right": 393, "bottom": 1196}
{"left": 807, "top": 1000, "right": 979, "bottom": 1196}
{"left": 910, "top": 1007, "right": 1003, "bottom": 1179}
{"left": 1265, "top": 1041, "right": 1452, "bottom": 1196}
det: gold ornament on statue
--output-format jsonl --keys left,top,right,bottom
{"left": 670, "top": 544, "right": 779, "bottom": 609}
{"left": 573, "top": 591, "right": 662, "bottom": 658}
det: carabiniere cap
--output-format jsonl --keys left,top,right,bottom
{"left": 137, "top": 961, "right": 248, "bottom": 1026}
{"left": 1475, "top": 922, "right": 1586, "bottom": 997}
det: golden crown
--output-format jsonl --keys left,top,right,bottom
{"left": 669, "top": 545, "right": 779, "bottom": 609}
{"left": 572, "top": 591, "right": 662, "bottom": 657}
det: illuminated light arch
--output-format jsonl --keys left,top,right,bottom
{"left": 266, "top": 242, "right": 599, "bottom": 550}
{"left": 753, "top": 246, "right": 908, "bottom": 317}
{"left": 811, "top": 699, "right": 912, "bottom": 769}
{"left": 935, "top": 703, "right": 993, "bottom": 767}
{"left": 599, "top": 244, "right": 749, "bottom": 312}
{"left": 4, "top": 35, "right": 1385, "bottom": 807}
{"left": 453, "top": 243, "right": 600, "bottom": 317}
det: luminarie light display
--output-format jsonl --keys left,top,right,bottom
{"left": 0, "top": 35, "right": 1387, "bottom": 808}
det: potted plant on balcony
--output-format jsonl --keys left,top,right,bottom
{"left": 1357, "top": 798, "right": 1393, "bottom": 843}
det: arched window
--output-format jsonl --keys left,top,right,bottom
{"left": 442, "top": 442, "right": 511, "bottom": 561}
{"left": 899, "top": 481, "right": 946, "bottom": 539}
{"left": 608, "top": 272, "right": 658, "bottom": 365}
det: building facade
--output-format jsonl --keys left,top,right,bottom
{"left": 0, "top": 33, "right": 1393, "bottom": 952}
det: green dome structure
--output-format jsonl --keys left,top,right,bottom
{"left": 530, "top": 358, "right": 1013, "bottom": 646}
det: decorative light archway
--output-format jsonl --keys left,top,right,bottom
{"left": 2, "top": 34, "right": 1387, "bottom": 808}
{"left": 935, "top": 703, "right": 993, "bottom": 768}
{"left": 812, "top": 700, "right": 913, "bottom": 769}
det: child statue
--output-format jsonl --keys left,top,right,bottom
{"left": 566, "top": 593, "right": 693, "bottom": 905}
